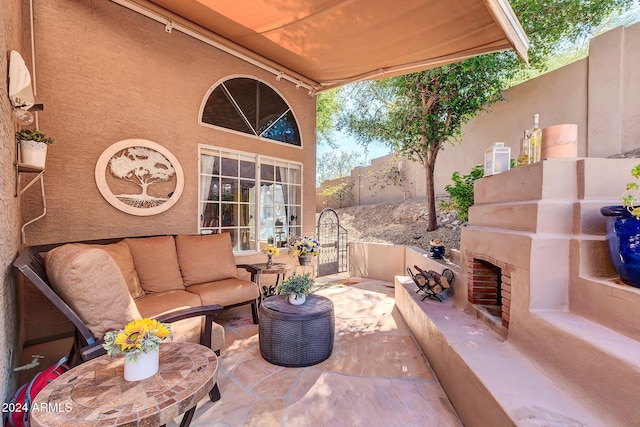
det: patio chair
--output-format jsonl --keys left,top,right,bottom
{"left": 13, "top": 248, "right": 223, "bottom": 402}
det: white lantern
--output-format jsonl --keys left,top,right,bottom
{"left": 484, "top": 142, "right": 511, "bottom": 176}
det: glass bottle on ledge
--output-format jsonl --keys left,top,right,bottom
{"left": 516, "top": 129, "right": 531, "bottom": 167}
{"left": 530, "top": 113, "right": 542, "bottom": 163}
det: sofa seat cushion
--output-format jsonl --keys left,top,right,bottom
{"left": 175, "top": 233, "right": 238, "bottom": 286}
{"left": 81, "top": 241, "right": 145, "bottom": 299}
{"left": 135, "top": 290, "right": 202, "bottom": 317}
{"left": 124, "top": 236, "right": 184, "bottom": 293}
{"left": 45, "top": 244, "right": 142, "bottom": 340}
{"left": 186, "top": 278, "right": 259, "bottom": 307}
{"left": 135, "top": 290, "right": 224, "bottom": 353}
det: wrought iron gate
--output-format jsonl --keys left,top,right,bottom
{"left": 316, "top": 208, "right": 348, "bottom": 276}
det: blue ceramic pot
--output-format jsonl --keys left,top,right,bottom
{"left": 428, "top": 245, "right": 445, "bottom": 259}
{"left": 601, "top": 205, "right": 640, "bottom": 288}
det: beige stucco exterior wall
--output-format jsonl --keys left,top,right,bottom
{"left": 23, "top": 0, "right": 317, "bottom": 245}
{"left": 318, "top": 23, "right": 640, "bottom": 210}
{"left": 1, "top": 0, "right": 25, "bottom": 400}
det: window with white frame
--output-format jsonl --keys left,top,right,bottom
{"left": 199, "top": 146, "right": 302, "bottom": 252}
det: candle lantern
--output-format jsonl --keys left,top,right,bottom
{"left": 484, "top": 142, "right": 511, "bottom": 176}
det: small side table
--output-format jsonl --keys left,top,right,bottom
{"left": 30, "top": 342, "right": 218, "bottom": 427}
{"left": 259, "top": 294, "right": 335, "bottom": 367}
{"left": 240, "top": 262, "right": 293, "bottom": 298}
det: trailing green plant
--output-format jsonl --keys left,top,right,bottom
{"left": 275, "top": 272, "right": 314, "bottom": 297}
{"left": 440, "top": 164, "right": 483, "bottom": 222}
{"left": 15, "top": 128, "right": 55, "bottom": 145}
{"left": 621, "top": 164, "right": 640, "bottom": 219}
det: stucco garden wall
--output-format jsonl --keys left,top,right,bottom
{"left": 317, "top": 23, "right": 640, "bottom": 211}
{"left": 22, "top": 0, "right": 317, "bottom": 246}
{"left": 0, "top": 0, "right": 25, "bottom": 400}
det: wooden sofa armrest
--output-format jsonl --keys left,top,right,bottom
{"left": 79, "top": 304, "right": 224, "bottom": 362}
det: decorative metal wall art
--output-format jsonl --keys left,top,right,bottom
{"left": 95, "top": 139, "right": 184, "bottom": 216}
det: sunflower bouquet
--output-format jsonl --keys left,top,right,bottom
{"left": 103, "top": 318, "right": 172, "bottom": 362}
{"left": 261, "top": 245, "right": 280, "bottom": 257}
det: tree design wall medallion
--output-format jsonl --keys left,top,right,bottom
{"left": 95, "top": 139, "right": 184, "bottom": 216}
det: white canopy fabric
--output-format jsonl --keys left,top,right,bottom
{"left": 115, "top": 0, "right": 528, "bottom": 92}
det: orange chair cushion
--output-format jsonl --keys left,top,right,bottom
{"left": 124, "top": 236, "right": 184, "bottom": 293}
{"left": 45, "top": 244, "right": 142, "bottom": 340}
{"left": 175, "top": 234, "right": 238, "bottom": 286}
{"left": 81, "top": 240, "right": 145, "bottom": 299}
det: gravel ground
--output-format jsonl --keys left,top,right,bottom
{"left": 327, "top": 197, "right": 463, "bottom": 253}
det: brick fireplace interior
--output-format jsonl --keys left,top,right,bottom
{"left": 467, "top": 252, "right": 513, "bottom": 329}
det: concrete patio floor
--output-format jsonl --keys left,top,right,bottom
{"left": 171, "top": 274, "right": 462, "bottom": 426}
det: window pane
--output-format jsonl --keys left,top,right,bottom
{"left": 200, "top": 176, "right": 219, "bottom": 201}
{"left": 200, "top": 154, "right": 220, "bottom": 175}
{"left": 221, "top": 203, "right": 237, "bottom": 227}
{"left": 239, "top": 157, "right": 255, "bottom": 179}
{"left": 239, "top": 227, "right": 254, "bottom": 251}
{"left": 261, "top": 110, "right": 301, "bottom": 145}
{"left": 290, "top": 185, "right": 301, "bottom": 204}
{"left": 224, "top": 78, "right": 258, "bottom": 130}
{"left": 201, "top": 203, "right": 219, "bottom": 228}
{"left": 288, "top": 166, "right": 301, "bottom": 185}
{"left": 221, "top": 156, "right": 238, "bottom": 178}
{"left": 261, "top": 160, "right": 275, "bottom": 181}
{"left": 239, "top": 180, "right": 254, "bottom": 202}
{"left": 257, "top": 84, "right": 288, "bottom": 134}
{"left": 202, "top": 86, "right": 254, "bottom": 134}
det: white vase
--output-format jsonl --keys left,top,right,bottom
{"left": 289, "top": 294, "right": 306, "bottom": 305}
{"left": 20, "top": 140, "right": 48, "bottom": 168}
{"left": 124, "top": 349, "right": 159, "bottom": 381}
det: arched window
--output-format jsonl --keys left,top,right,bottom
{"left": 201, "top": 77, "right": 301, "bottom": 146}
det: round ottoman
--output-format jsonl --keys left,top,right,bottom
{"left": 259, "top": 294, "right": 335, "bottom": 367}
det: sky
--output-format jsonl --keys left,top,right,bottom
{"left": 316, "top": 130, "right": 393, "bottom": 165}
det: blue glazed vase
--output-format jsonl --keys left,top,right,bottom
{"left": 428, "top": 245, "right": 445, "bottom": 259}
{"left": 601, "top": 205, "right": 640, "bottom": 288}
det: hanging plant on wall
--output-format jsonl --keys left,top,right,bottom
{"left": 95, "top": 139, "right": 184, "bottom": 216}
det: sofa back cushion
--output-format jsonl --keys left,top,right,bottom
{"left": 45, "top": 244, "right": 142, "bottom": 340}
{"left": 80, "top": 241, "right": 145, "bottom": 299}
{"left": 124, "top": 236, "right": 184, "bottom": 293}
{"left": 175, "top": 233, "right": 238, "bottom": 286}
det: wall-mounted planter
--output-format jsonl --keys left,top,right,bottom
{"left": 601, "top": 205, "right": 640, "bottom": 288}
{"left": 20, "top": 140, "right": 48, "bottom": 168}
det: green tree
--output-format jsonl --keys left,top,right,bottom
{"left": 316, "top": 89, "right": 343, "bottom": 148}
{"left": 341, "top": 0, "right": 633, "bottom": 231}
{"left": 316, "top": 151, "right": 367, "bottom": 185}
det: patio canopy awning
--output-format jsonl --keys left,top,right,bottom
{"left": 113, "top": 0, "right": 529, "bottom": 92}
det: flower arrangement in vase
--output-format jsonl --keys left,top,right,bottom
{"left": 262, "top": 245, "right": 279, "bottom": 267}
{"left": 288, "top": 235, "right": 320, "bottom": 265}
{"left": 103, "top": 318, "right": 171, "bottom": 381}
{"left": 276, "top": 272, "right": 314, "bottom": 305}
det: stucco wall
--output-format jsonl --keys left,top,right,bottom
{"left": 23, "top": 0, "right": 317, "bottom": 245}
{"left": 1, "top": 0, "right": 25, "bottom": 400}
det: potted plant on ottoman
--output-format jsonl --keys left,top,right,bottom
{"left": 16, "top": 128, "right": 55, "bottom": 168}
{"left": 276, "top": 272, "right": 313, "bottom": 305}
{"left": 601, "top": 164, "right": 640, "bottom": 288}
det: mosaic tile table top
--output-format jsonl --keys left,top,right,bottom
{"left": 30, "top": 342, "right": 218, "bottom": 427}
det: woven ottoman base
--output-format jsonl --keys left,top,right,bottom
{"left": 259, "top": 295, "right": 335, "bottom": 367}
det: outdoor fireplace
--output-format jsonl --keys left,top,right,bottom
{"left": 466, "top": 252, "right": 513, "bottom": 329}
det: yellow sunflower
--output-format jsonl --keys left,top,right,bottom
{"left": 144, "top": 318, "right": 171, "bottom": 339}
{"left": 114, "top": 319, "right": 148, "bottom": 351}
